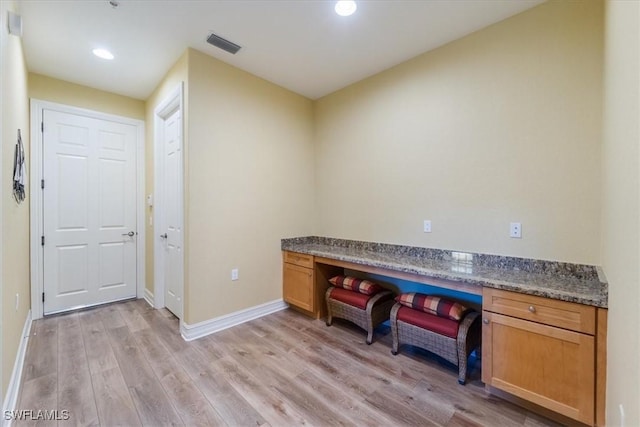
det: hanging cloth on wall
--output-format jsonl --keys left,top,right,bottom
{"left": 13, "top": 129, "right": 26, "bottom": 203}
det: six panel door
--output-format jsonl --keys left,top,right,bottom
{"left": 43, "top": 109, "right": 137, "bottom": 314}
{"left": 162, "top": 107, "right": 183, "bottom": 318}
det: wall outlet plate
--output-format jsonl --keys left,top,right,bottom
{"left": 423, "top": 220, "right": 432, "bottom": 233}
{"left": 510, "top": 222, "right": 522, "bottom": 238}
{"left": 231, "top": 269, "right": 239, "bottom": 281}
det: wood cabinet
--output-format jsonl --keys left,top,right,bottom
{"left": 282, "top": 251, "right": 342, "bottom": 319}
{"left": 482, "top": 288, "right": 601, "bottom": 425}
{"left": 283, "top": 262, "right": 314, "bottom": 312}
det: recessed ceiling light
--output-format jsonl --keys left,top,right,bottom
{"left": 92, "top": 48, "right": 114, "bottom": 60}
{"left": 335, "top": 0, "right": 357, "bottom": 17}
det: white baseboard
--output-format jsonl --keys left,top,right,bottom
{"left": 143, "top": 288, "right": 154, "bottom": 308}
{"left": 2, "top": 310, "right": 33, "bottom": 427}
{"left": 180, "top": 299, "right": 288, "bottom": 341}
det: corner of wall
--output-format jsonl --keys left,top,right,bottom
{"left": 601, "top": 1, "right": 640, "bottom": 425}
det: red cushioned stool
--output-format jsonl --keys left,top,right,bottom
{"left": 325, "top": 276, "right": 394, "bottom": 345}
{"left": 390, "top": 293, "right": 480, "bottom": 385}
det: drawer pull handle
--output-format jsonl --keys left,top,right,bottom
{"left": 483, "top": 318, "right": 489, "bottom": 324}
{"left": 528, "top": 305, "right": 536, "bottom": 313}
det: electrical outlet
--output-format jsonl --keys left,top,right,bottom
{"left": 423, "top": 220, "right": 432, "bottom": 233}
{"left": 510, "top": 222, "right": 522, "bottom": 238}
{"left": 15, "top": 293, "right": 19, "bottom": 311}
{"left": 231, "top": 269, "right": 239, "bottom": 281}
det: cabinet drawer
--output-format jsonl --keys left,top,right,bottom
{"left": 283, "top": 251, "right": 314, "bottom": 269}
{"left": 483, "top": 288, "right": 596, "bottom": 335}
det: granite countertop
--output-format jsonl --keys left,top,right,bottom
{"left": 281, "top": 237, "right": 608, "bottom": 308}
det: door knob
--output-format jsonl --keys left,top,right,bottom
{"left": 483, "top": 318, "right": 490, "bottom": 324}
{"left": 160, "top": 233, "right": 168, "bottom": 239}
{"left": 122, "top": 231, "right": 135, "bottom": 237}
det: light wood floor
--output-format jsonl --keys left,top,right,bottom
{"left": 15, "top": 299, "right": 562, "bottom": 426}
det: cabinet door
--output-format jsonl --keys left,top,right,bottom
{"left": 482, "top": 311, "right": 594, "bottom": 425}
{"left": 283, "top": 263, "right": 314, "bottom": 312}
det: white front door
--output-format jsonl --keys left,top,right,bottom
{"left": 161, "top": 107, "right": 183, "bottom": 318}
{"left": 42, "top": 109, "right": 137, "bottom": 314}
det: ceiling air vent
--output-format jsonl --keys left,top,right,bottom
{"left": 206, "top": 33, "right": 241, "bottom": 55}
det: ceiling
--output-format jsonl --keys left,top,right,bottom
{"left": 18, "top": 0, "right": 543, "bottom": 101}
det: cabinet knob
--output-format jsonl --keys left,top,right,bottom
{"left": 483, "top": 318, "right": 489, "bottom": 324}
{"left": 528, "top": 305, "right": 536, "bottom": 313}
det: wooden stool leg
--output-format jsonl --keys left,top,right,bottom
{"left": 458, "top": 361, "right": 467, "bottom": 385}
{"left": 456, "top": 311, "right": 480, "bottom": 386}
{"left": 391, "top": 341, "right": 399, "bottom": 355}
{"left": 366, "top": 312, "right": 374, "bottom": 344}
{"left": 390, "top": 303, "right": 400, "bottom": 355}
{"left": 325, "top": 288, "right": 333, "bottom": 326}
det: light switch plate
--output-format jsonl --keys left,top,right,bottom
{"left": 8, "top": 11, "right": 22, "bottom": 37}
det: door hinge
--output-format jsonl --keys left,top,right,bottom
{"left": 41, "top": 179, "right": 45, "bottom": 189}
{"left": 41, "top": 236, "right": 45, "bottom": 246}
{"left": 42, "top": 292, "right": 45, "bottom": 303}
{"left": 41, "top": 122, "right": 44, "bottom": 132}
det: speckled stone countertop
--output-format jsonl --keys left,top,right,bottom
{"left": 281, "top": 236, "right": 608, "bottom": 308}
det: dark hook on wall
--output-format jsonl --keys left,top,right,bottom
{"left": 13, "top": 129, "right": 26, "bottom": 203}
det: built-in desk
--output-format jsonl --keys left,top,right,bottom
{"left": 281, "top": 236, "right": 608, "bottom": 427}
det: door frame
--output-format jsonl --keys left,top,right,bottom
{"left": 29, "top": 99, "right": 146, "bottom": 320}
{"left": 152, "top": 83, "right": 184, "bottom": 314}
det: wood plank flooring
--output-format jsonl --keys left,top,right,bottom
{"left": 15, "top": 299, "right": 563, "bottom": 426}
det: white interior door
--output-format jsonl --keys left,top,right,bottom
{"left": 160, "top": 108, "right": 183, "bottom": 318}
{"left": 43, "top": 109, "right": 137, "bottom": 314}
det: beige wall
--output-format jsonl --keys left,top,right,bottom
{"left": 29, "top": 73, "right": 145, "bottom": 120}
{"left": 1, "top": 0, "right": 31, "bottom": 396}
{"left": 185, "top": 49, "right": 314, "bottom": 324}
{"left": 314, "top": 0, "right": 603, "bottom": 264}
{"left": 144, "top": 51, "right": 189, "bottom": 297}
{"left": 601, "top": 1, "right": 640, "bottom": 425}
